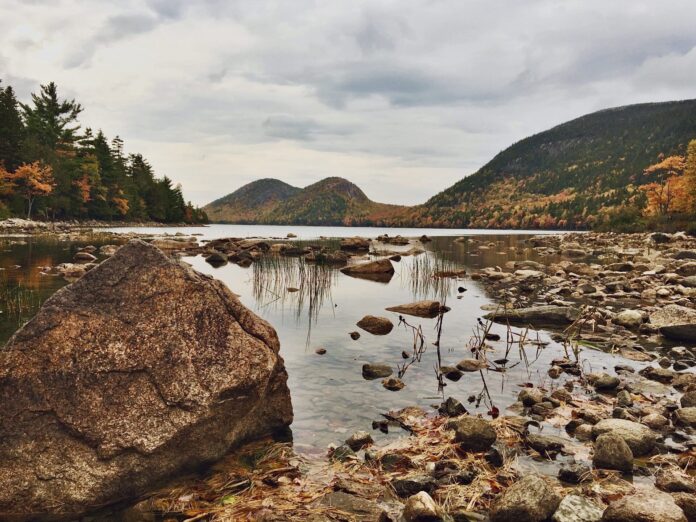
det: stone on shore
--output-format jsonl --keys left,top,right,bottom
{"left": 0, "top": 240, "right": 293, "bottom": 520}
{"left": 483, "top": 305, "right": 581, "bottom": 327}
{"left": 402, "top": 491, "right": 442, "bottom": 521}
{"left": 650, "top": 304, "right": 696, "bottom": 342}
{"left": 489, "top": 474, "right": 561, "bottom": 522}
{"left": 593, "top": 433, "right": 633, "bottom": 473}
{"left": 591, "top": 419, "right": 656, "bottom": 456}
{"left": 552, "top": 494, "right": 604, "bottom": 522}
{"left": 448, "top": 416, "right": 497, "bottom": 452}
{"left": 601, "top": 488, "right": 686, "bottom": 522}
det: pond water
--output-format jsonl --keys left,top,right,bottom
{"left": 0, "top": 226, "right": 628, "bottom": 456}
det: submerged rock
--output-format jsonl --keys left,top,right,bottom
{"left": 340, "top": 258, "right": 395, "bottom": 283}
{"left": 650, "top": 304, "right": 696, "bottom": 342}
{"left": 483, "top": 305, "right": 581, "bottom": 327}
{"left": 357, "top": 315, "right": 394, "bottom": 335}
{"left": 385, "top": 300, "right": 444, "bottom": 318}
{"left": 0, "top": 240, "right": 293, "bottom": 520}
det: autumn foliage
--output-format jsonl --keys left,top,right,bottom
{"left": 2, "top": 161, "right": 55, "bottom": 219}
{"left": 640, "top": 149, "right": 695, "bottom": 217}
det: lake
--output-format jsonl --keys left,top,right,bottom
{"left": 0, "top": 225, "right": 622, "bottom": 456}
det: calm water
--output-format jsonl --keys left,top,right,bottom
{"left": 0, "top": 226, "right": 627, "bottom": 455}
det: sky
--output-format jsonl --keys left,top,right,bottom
{"left": 1, "top": 0, "right": 696, "bottom": 207}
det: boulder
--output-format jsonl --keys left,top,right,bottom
{"left": 385, "top": 300, "right": 444, "bottom": 318}
{"left": 484, "top": 305, "right": 581, "bottom": 327}
{"left": 356, "top": 315, "right": 394, "bottom": 335}
{"left": 591, "top": 419, "right": 656, "bottom": 456}
{"left": 490, "top": 474, "right": 561, "bottom": 522}
{"left": 614, "top": 310, "right": 643, "bottom": 329}
{"left": 552, "top": 494, "right": 604, "bottom": 522}
{"left": 0, "top": 240, "right": 293, "bottom": 520}
{"left": 362, "top": 363, "right": 393, "bottom": 379}
{"left": 650, "top": 305, "right": 696, "bottom": 342}
{"left": 448, "top": 416, "right": 497, "bottom": 452}
{"left": 340, "top": 259, "right": 394, "bottom": 282}
{"left": 601, "top": 487, "right": 686, "bottom": 522}
{"left": 671, "top": 492, "right": 696, "bottom": 522}
{"left": 593, "top": 433, "right": 633, "bottom": 473}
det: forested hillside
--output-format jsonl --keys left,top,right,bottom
{"left": 417, "top": 99, "right": 696, "bottom": 230}
{"left": 0, "top": 80, "right": 207, "bottom": 223}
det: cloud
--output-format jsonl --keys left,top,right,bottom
{"left": 1, "top": 0, "right": 695, "bottom": 207}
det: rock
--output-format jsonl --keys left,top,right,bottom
{"left": 558, "top": 463, "right": 591, "bottom": 484}
{"left": 527, "top": 433, "right": 567, "bottom": 455}
{"left": 341, "top": 237, "right": 371, "bottom": 252}
{"left": 519, "top": 387, "right": 546, "bottom": 406}
{"left": 448, "top": 416, "right": 497, "bottom": 452}
{"left": 655, "top": 469, "right": 696, "bottom": 493}
{"left": 205, "top": 251, "right": 228, "bottom": 265}
{"left": 382, "top": 377, "right": 405, "bottom": 391}
{"left": 552, "top": 388, "right": 573, "bottom": 402}
{"left": 0, "top": 240, "right": 293, "bottom": 520}
{"left": 489, "top": 474, "right": 561, "bottom": 522}
{"left": 650, "top": 305, "right": 696, "bottom": 342}
{"left": 74, "top": 251, "right": 97, "bottom": 262}
{"left": 681, "top": 391, "right": 696, "bottom": 408}
{"left": 350, "top": 331, "right": 361, "bottom": 340}
{"left": 340, "top": 259, "right": 394, "bottom": 282}
{"left": 315, "top": 347, "right": 326, "bottom": 355}
{"left": 614, "top": 310, "right": 643, "bottom": 329}
{"left": 593, "top": 433, "right": 633, "bottom": 473}
{"left": 356, "top": 315, "right": 394, "bottom": 335}
{"left": 651, "top": 232, "right": 672, "bottom": 244}
{"left": 385, "top": 300, "right": 444, "bottom": 318}
{"left": 671, "top": 492, "right": 696, "bottom": 522}
{"left": 150, "top": 238, "right": 197, "bottom": 250}
{"left": 616, "top": 390, "right": 633, "bottom": 407}
{"left": 379, "top": 452, "right": 414, "bottom": 471}
{"left": 592, "top": 419, "right": 656, "bottom": 456}
{"left": 456, "top": 358, "right": 488, "bottom": 372}
{"left": 675, "top": 407, "right": 696, "bottom": 428}
{"left": 674, "top": 372, "right": 696, "bottom": 391}
{"left": 319, "top": 491, "right": 387, "bottom": 521}
{"left": 677, "top": 262, "right": 696, "bottom": 276}
{"left": 345, "top": 431, "right": 373, "bottom": 451}
{"left": 552, "top": 494, "right": 604, "bottom": 522}
{"left": 99, "top": 244, "right": 120, "bottom": 256}
{"left": 402, "top": 491, "right": 442, "bottom": 521}
{"left": 438, "top": 397, "right": 467, "bottom": 417}
{"left": 362, "top": 363, "right": 393, "bottom": 379}
{"left": 601, "top": 487, "right": 686, "bottom": 522}
{"left": 595, "top": 373, "right": 620, "bottom": 390}
{"left": 639, "top": 365, "right": 675, "bottom": 383}
{"left": 484, "top": 305, "right": 581, "bottom": 327}
{"left": 330, "top": 444, "right": 356, "bottom": 462}
{"left": 642, "top": 413, "right": 669, "bottom": 430}
{"left": 391, "top": 475, "right": 438, "bottom": 497}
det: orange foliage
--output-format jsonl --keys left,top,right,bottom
{"left": 4, "top": 162, "right": 55, "bottom": 218}
{"left": 640, "top": 154, "right": 692, "bottom": 216}
{"left": 74, "top": 176, "right": 91, "bottom": 203}
{"left": 112, "top": 196, "right": 129, "bottom": 216}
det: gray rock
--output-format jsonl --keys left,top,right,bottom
{"left": 616, "top": 390, "right": 633, "bottom": 408}
{"left": 438, "top": 397, "right": 467, "bottom": 417}
{"left": 591, "top": 419, "right": 656, "bottom": 456}
{"left": 558, "top": 463, "right": 591, "bottom": 484}
{"left": 0, "top": 240, "right": 293, "bottom": 520}
{"left": 448, "top": 416, "right": 497, "bottom": 452}
{"left": 601, "top": 487, "right": 686, "bottom": 522}
{"left": 552, "top": 494, "right": 604, "bottom": 522}
{"left": 671, "top": 492, "right": 696, "bottom": 522}
{"left": 490, "top": 474, "right": 561, "bottom": 522}
{"left": 593, "top": 433, "right": 633, "bottom": 473}
{"left": 655, "top": 469, "right": 696, "bottom": 493}
{"left": 527, "top": 433, "right": 567, "bottom": 455}
{"left": 391, "top": 474, "right": 438, "bottom": 498}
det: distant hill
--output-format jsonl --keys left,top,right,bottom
{"left": 204, "top": 177, "right": 407, "bottom": 226}
{"left": 416, "top": 99, "right": 696, "bottom": 229}
{"left": 206, "top": 99, "right": 696, "bottom": 229}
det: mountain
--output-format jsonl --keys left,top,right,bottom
{"left": 417, "top": 99, "right": 696, "bottom": 229}
{"left": 204, "top": 179, "right": 301, "bottom": 222}
{"left": 204, "top": 177, "right": 407, "bottom": 226}
{"left": 206, "top": 99, "right": 696, "bottom": 229}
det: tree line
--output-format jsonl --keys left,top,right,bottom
{"left": 0, "top": 80, "right": 207, "bottom": 223}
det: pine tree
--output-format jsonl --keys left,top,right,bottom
{"left": 0, "top": 82, "right": 24, "bottom": 171}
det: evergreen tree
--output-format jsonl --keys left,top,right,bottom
{"left": 0, "top": 82, "right": 24, "bottom": 171}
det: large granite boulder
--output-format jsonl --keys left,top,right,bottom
{"left": 0, "top": 240, "right": 293, "bottom": 520}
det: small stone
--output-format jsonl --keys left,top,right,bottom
{"left": 382, "top": 377, "right": 405, "bottom": 391}
{"left": 448, "top": 416, "right": 497, "bottom": 452}
{"left": 574, "top": 424, "right": 594, "bottom": 441}
{"left": 356, "top": 315, "right": 394, "bottom": 335}
{"left": 616, "top": 390, "right": 633, "bottom": 407}
{"left": 681, "top": 391, "right": 696, "bottom": 408}
{"left": 655, "top": 468, "right": 696, "bottom": 493}
{"left": 593, "top": 433, "right": 633, "bottom": 473}
{"left": 552, "top": 388, "right": 573, "bottom": 402}
{"left": 362, "top": 363, "right": 392, "bottom": 379}
{"left": 675, "top": 407, "right": 696, "bottom": 428}
{"left": 456, "top": 358, "right": 488, "bottom": 372}
{"left": 379, "top": 452, "right": 414, "bottom": 471}
{"left": 642, "top": 413, "right": 669, "bottom": 430}
{"left": 315, "top": 347, "right": 327, "bottom": 355}
{"left": 350, "top": 331, "right": 361, "bottom": 340}
{"left": 402, "top": 491, "right": 442, "bottom": 521}
{"left": 552, "top": 494, "right": 604, "bottom": 522}
{"left": 391, "top": 474, "right": 437, "bottom": 497}
{"left": 558, "top": 463, "right": 591, "bottom": 484}
{"left": 595, "top": 373, "right": 620, "bottom": 391}
{"left": 614, "top": 310, "right": 643, "bottom": 329}
{"left": 671, "top": 492, "right": 696, "bottom": 522}
{"left": 591, "top": 418, "right": 656, "bottom": 456}
{"left": 519, "top": 387, "right": 545, "bottom": 406}
{"left": 345, "top": 431, "right": 373, "bottom": 451}
{"left": 330, "top": 444, "right": 356, "bottom": 462}
{"left": 489, "top": 474, "right": 561, "bottom": 522}
{"left": 438, "top": 397, "right": 467, "bottom": 417}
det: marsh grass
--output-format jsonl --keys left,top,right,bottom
{"left": 0, "top": 279, "right": 41, "bottom": 331}
{"left": 405, "top": 253, "right": 464, "bottom": 301}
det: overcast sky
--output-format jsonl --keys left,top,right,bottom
{"left": 1, "top": 0, "right": 695, "bottom": 206}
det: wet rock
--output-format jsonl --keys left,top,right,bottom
{"left": 386, "top": 300, "right": 444, "bottom": 318}
{"left": 675, "top": 407, "right": 696, "bottom": 428}
{"left": 592, "top": 419, "right": 656, "bottom": 456}
{"left": 671, "top": 492, "right": 696, "bottom": 522}
{"left": 379, "top": 452, "right": 414, "bottom": 471}
{"left": 558, "top": 463, "right": 591, "bottom": 484}
{"left": 448, "top": 416, "right": 497, "bottom": 452}
{"left": 601, "top": 487, "right": 686, "bottom": 522}
{"left": 677, "top": 262, "right": 696, "bottom": 276}
{"left": 341, "top": 259, "right": 394, "bottom": 283}
{"left": 673, "top": 372, "right": 696, "bottom": 391}
{"left": 391, "top": 475, "right": 438, "bottom": 497}
{"left": 642, "top": 413, "right": 669, "bottom": 430}
{"left": 639, "top": 365, "right": 675, "bottom": 383}
{"left": 345, "top": 431, "right": 374, "bottom": 451}
{"left": 339, "top": 237, "right": 371, "bottom": 251}
{"left": 655, "top": 469, "right": 696, "bottom": 493}
{"left": 593, "top": 433, "right": 633, "bottom": 473}
{"left": 456, "top": 358, "right": 488, "bottom": 372}
{"left": 440, "top": 366, "right": 463, "bottom": 381}
{"left": 330, "top": 444, "right": 356, "bottom": 462}
{"left": 350, "top": 331, "right": 361, "bottom": 340}
{"left": 315, "top": 347, "right": 326, "bottom": 355}
{"left": 484, "top": 305, "right": 581, "bottom": 327}
{"left": 438, "top": 397, "right": 467, "bottom": 417}
{"left": 595, "top": 373, "right": 620, "bottom": 390}
{"left": 362, "top": 363, "right": 393, "bottom": 379}
{"left": 319, "top": 491, "right": 388, "bottom": 521}
{"left": 614, "top": 310, "right": 643, "bottom": 329}
{"left": 0, "top": 240, "right": 293, "bottom": 520}
{"left": 527, "top": 433, "right": 567, "bottom": 455}
{"left": 356, "top": 315, "right": 394, "bottom": 335}
{"left": 99, "top": 244, "right": 120, "bottom": 256}
{"left": 74, "top": 251, "right": 97, "bottom": 262}
{"left": 616, "top": 390, "right": 633, "bottom": 408}
{"left": 650, "top": 304, "right": 696, "bottom": 342}
{"left": 489, "top": 474, "right": 561, "bottom": 522}
{"left": 519, "top": 387, "right": 546, "bottom": 406}
{"left": 552, "top": 494, "right": 604, "bottom": 522}
{"left": 402, "top": 491, "right": 442, "bottom": 521}
{"left": 382, "top": 377, "right": 405, "bottom": 391}
{"left": 681, "top": 391, "right": 696, "bottom": 408}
